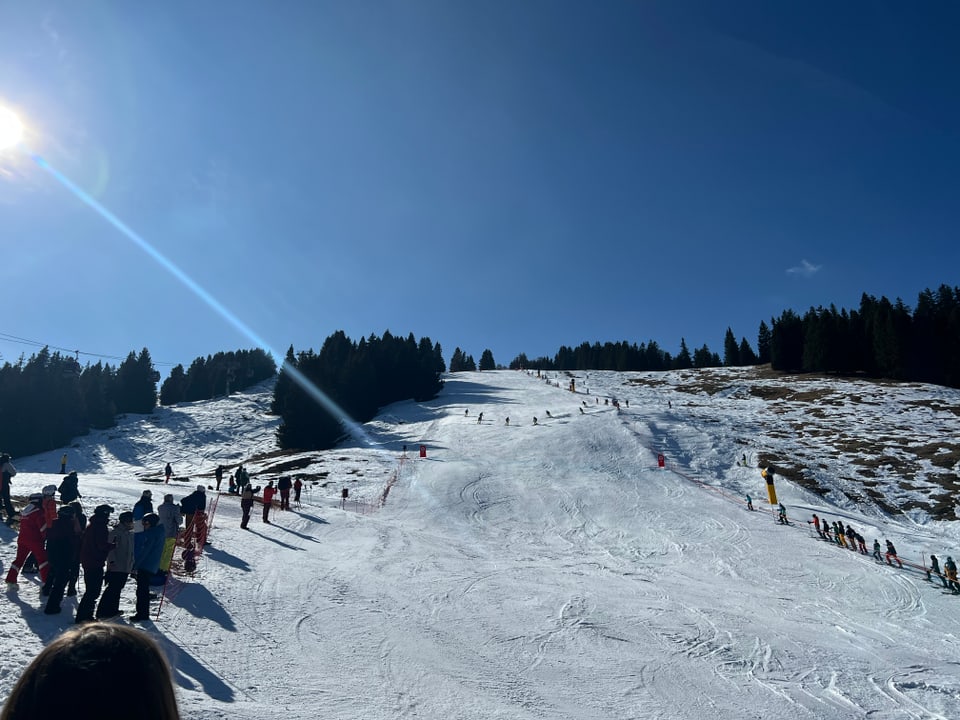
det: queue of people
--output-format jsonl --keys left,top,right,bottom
{"left": 3, "top": 467, "right": 213, "bottom": 622}
{"left": 804, "top": 510, "right": 958, "bottom": 594}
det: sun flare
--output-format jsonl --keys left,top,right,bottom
{"left": 0, "top": 107, "right": 24, "bottom": 150}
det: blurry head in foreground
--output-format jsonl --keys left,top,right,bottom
{"left": 0, "top": 623, "right": 180, "bottom": 720}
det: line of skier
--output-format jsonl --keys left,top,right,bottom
{"left": 804, "top": 511, "right": 960, "bottom": 594}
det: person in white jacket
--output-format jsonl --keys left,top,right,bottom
{"left": 95, "top": 512, "right": 135, "bottom": 620}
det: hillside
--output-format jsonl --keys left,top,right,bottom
{"left": 3, "top": 367, "right": 960, "bottom": 719}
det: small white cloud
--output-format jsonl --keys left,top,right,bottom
{"left": 786, "top": 259, "right": 821, "bottom": 277}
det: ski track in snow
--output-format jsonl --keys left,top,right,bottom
{"left": 3, "top": 371, "right": 960, "bottom": 718}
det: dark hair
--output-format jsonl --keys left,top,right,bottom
{"left": 1, "top": 623, "right": 180, "bottom": 719}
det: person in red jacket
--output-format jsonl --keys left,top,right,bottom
{"left": 5, "top": 494, "right": 50, "bottom": 585}
{"left": 262, "top": 480, "right": 277, "bottom": 524}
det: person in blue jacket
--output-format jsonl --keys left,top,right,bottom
{"left": 131, "top": 513, "right": 165, "bottom": 622}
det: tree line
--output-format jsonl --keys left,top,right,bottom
{"left": 271, "top": 330, "right": 445, "bottom": 450}
{"left": 0, "top": 347, "right": 158, "bottom": 457}
{"left": 159, "top": 349, "right": 276, "bottom": 405}
{"left": 501, "top": 284, "right": 960, "bottom": 389}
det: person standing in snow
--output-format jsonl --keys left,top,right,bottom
{"left": 872, "top": 539, "right": 883, "bottom": 562}
{"left": 215, "top": 464, "right": 224, "bottom": 492}
{"left": 156, "top": 494, "right": 182, "bottom": 575}
{"left": 262, "top": 480, "right": 277, "bottom": 524}
{"left": 5, "top": 494, "right": 50, "bottom": 586}
{"left": 745, "top": 495, "right": 754, "bottom": 511}
{"left": 807, "top": 514, "right": 822, "bottom": 537}
{"left": 277, "top": 476, "right": 292, "bottom": 511}
{"left": 132, "top": 489, "right": 153, "bottom": 532}
{"left": 239, "top": 482, "right": 260, "bottom": 529}
{"left": 943, "top": 556, "right": 959, "bottom": 593}
{"left": 132, "top": 513, "right": 165, "bottom": 621}
{"left": 43, "top": 505, "right": 83, "bottom": 615}
{"left": 293, "top": 477, "right": 303, "bottom": 506}
{"left": 885, "top": 540, "right": 903, "bottom": 568}
{"left": 97, "top": 512, "right": 135, "bottom": 620}
{"left": 164, "top": 463, "right": 173, "bottom": 484}
{"left": 928, "top": 554, "right": 948, "bottom": 587}
{"left": 180, "top": 484, "right": 207, "bottom": 545}
{"left": 75, "top": 504, "right": 115, "bottom": 623}
{"left": 777, "top": 503, "right": 788, "bottom": 524}
{"left": 0, "top": 453, "right": 17, "bottom": 525}
{"left": 59, "top": 452, "right": 68, "bottom": 474}
{"left": 58, "top": 471, "right": 81, "bottom": 504}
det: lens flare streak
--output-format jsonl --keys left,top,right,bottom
{"left": 27, "top": 150, "right": 370, "bottom": 446}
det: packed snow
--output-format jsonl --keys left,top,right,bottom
{"left": 3, "top": 368, "right": 960, "bottom": 719}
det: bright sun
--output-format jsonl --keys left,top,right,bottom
{"left": 0, "top": 107, "right": 24, "bottom": 150}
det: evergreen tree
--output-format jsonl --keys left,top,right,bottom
{"left": 757, "top": 321, "right": 772, "bottom": 364}
{"left": 673, "top": 339, "right": 693, "bottom": 369}
{"left": 723, "top": 328, "right": 739, "bottom": 366}
{"left": 479, "top": 349, "right": 496, "bottom": 371}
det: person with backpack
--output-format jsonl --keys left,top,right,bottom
{"left": 156, "top": 494, "right": 182, "bottom": 575}
{"left": 872, "top": 539, "right": 883, "bottom": 562}
{"left": 75, "top": 504, "right": 115, "bottom": 623}
{"left": 58, "top": 471, "right": 81, "bottom": 504}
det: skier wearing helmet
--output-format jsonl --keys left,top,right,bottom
{"left": 5, "top": 494, "right": 50, "bottom": 586}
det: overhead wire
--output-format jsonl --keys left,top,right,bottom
{"left": 0, "top": 330, "right": 179, "bottom": 366}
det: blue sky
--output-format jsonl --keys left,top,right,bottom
{"left": 1, "top": 1, "right": 957, "bottom": 376}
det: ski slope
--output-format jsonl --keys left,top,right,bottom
{"left": 3, "top": 369, "right": 960, "bottom": 719}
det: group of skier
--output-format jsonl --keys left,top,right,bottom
{"left": 803, "top": 512, "right": 959, "bottom": 594}
{"left": 3, "top": 462, "right": 214, "bottom": 622}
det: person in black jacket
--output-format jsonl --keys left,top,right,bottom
{"left": 179, "top": 485, "right": 207, "bottom": 545}
{"left": 277, "top": 476, "right": 292, "bottom": 511}
{"left": 44, "top": 506, "right": 82, "bottom": 615}
{"left": 58, "top": 471, "right": 81, "bottom": 504}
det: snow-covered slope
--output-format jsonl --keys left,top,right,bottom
{"left": 3, "top": 369, "right": 960, "bottom": 719}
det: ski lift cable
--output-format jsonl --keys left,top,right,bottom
{"left": 0, "top": 330, "right": 178, "bottom": 366}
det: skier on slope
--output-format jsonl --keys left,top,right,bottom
{"left": 885, "top": 540, "right": 903, "bottom": 568}
{"left": 262, "top": 481, "right": 277, "bottom": 524}
{"left": 943, "top": 556, "right": 959, "bottom": 594}
{"left": 928, "top": 554, "right": 948, "bottom": 587}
